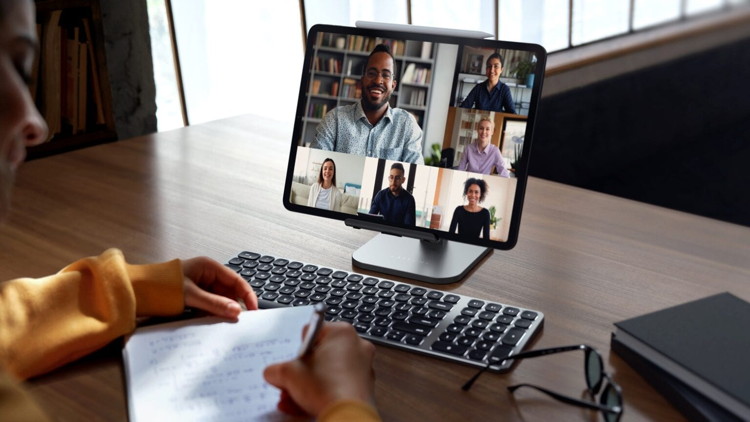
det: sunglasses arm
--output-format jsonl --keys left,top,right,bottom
{"left": 508, "top": 384, "right": 622, "bottom": 416}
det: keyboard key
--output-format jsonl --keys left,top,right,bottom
{"left": 316, "top": 268, "right": 333, "bottom": 276}
{"left": 428, "top": 301, "right": 453, "bottom": 312}
{"left": 392, "top": 321, "right": 432, "bottom": 336}
{"left": 273, "top": 258, "right": 289, "bottom": 266}
{"left": 259, "top": 255, "right": 275, "bottom": 264}
{"left": 261, "top": 292, "right": 278, "bottom": 301}
{"left": 426, "top": 291, "right": 444, "bottom": 300}
{"left": 292, "top": 299, "right": 310, "bottom": 306}
{"left": 301, "top": 264, "right": 318, "bottom": 273}
{"left": 478, "top": 311, "right": 496, "bottom": 321}
{"left": 332, "top": 271, "right": 348, "bottom": 279}
{"left": 387, "top": 331, "right": 406, "bottom": 342}
{"left": 369, "top": 326, "right": 387, "bottom": 337}
{"left": 488, "top": 345, "right": 514, "bottom": 363}
{"left": 277, "top": 296, "right": 293, "bottom": 305}
{"left": 497, "top": 315, "right": 514, "bottom": 325}
{"left": 503, "top": 307, "right": 520, "bottom": 316}
{"left": 346, "top": 274, "right": 363, "bottom": 283}
{"left": 410, "top": 287, "right": 427, "bottom": 296}
{"left": 238, "top": 251, "right": 260, "bottom": 260}
{"left": 287, "top": 262, "right": 303, "bottom": 270}
{"left": 378, "top": 281, "right": 395, "bottom": 289}
{"left": 408, "top": 317, "right": 439, "bottom": 328}
{"left": 444, "top": 294, "right": 460, "bottom": 304}
{"left": 502, "top": 328, "right": 526, "bottom": 346}
{"left": 521, "top": 311, "right": 538, "bottom": 320}
{"left": 468, "top": 349, "right": 488, "bottom": 361}
{"left": 394, "top": 284, "right": 410, "bottom": 293}
{"left": 228, "top": 257, "right": 244, "bottom": 266}
{"left": 485, "top": 303, "right": 502, "bottom": 312}
{"left": 405, "top": 335, "right": 424, "bottom": 345}
{"left": 461, "top": 308, "right": 478, "bottom": 317}
{"left": 432, "top": 341, "right": 468, "bottom": 356}
{"left": 363, "top": 277, "right": 379, "bottom": 286}
{"left": 515, "top": 319, "right": 533, "bottom": 329}
{"left": 468, "top": 299, "right": 485, "bottom": 308}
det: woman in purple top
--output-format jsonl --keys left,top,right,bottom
{"left": 449, "top": 178, "right": 491, "bottom": 240}
{"left": 456, "top": 117, "right": 510, "bottom": 177}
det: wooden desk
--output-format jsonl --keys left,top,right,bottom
{"left": 2, "top": 114, "right": 749, "bottom": 421}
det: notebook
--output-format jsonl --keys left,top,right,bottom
{"left": 612, "top": 292, "right": 750, "bottom": 419}
{"left": 122, "top": 306, "right": 316, "bottom": 422}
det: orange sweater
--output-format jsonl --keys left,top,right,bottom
{"left": 0, "top": 249, "right": 379, "bottom": 421}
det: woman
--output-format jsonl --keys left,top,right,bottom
{"left": 0, "top": 1, "right": 378, "bottom": 420}
{"left": 449, "top": 178, "right": 491, "bottom": 240}
{"left": 456, "top": 117, "right": 510, "bottom": 177}
{"left": 307, "top": 157, "right": 342, "bottom": 211}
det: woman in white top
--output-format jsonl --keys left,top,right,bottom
{"left": 307, "top": 158, "right": 343, "bottom": 211}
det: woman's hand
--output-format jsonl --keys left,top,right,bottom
{"left": 181, "top": 256, "right": 258, "bottom": 318}
{"left": 263, "top": 322, "right": 377, "bottom": 417}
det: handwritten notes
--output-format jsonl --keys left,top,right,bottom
{"left": 123, "top": 306, "right": 315, "bottom": 422}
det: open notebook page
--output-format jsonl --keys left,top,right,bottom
{"left": 123, "top": 306, "right": 315, "bottom": 422}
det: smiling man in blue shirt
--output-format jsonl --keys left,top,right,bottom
{"left": 310, "top": 44, "right": 424, "bottom": 164}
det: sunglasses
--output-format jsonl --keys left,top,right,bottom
{"left": 462, "top": 344, "right": 623, "bottom": 422}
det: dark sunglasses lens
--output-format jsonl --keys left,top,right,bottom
{"left": 601, "top": 383, "right": 622, "bottom": 422}
{"left": 585, "top": 349, "right": 603, "bottom": 393}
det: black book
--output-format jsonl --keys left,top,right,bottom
{"left": 611, "top": 336, "right": 742, "bottom": 422}
{"left": 612, "top": 293, "right": 750, "bottom": 420}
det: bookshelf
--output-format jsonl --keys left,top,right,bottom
{"left": 299, "top": 32, "right": 436, "bottom": 146}
{"left": 28, "top": 0, "right": 116, "bottom": 159}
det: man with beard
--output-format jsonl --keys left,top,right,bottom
{"left": 310, "top": 44, "right": 424, "bottom": 164}
{"left": 368, "top": 163, "right": 416, "bottom": 226}
{"left": 460, "top": 53, "right": 516, "bottom": 114}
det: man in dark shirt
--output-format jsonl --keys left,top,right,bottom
{"left": 460, "top": 53, "right": 516, "bottom": 114}
{"left": 369, "top": 163, "right": 415, "bottom": 226}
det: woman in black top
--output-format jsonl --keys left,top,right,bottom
{"left": 449, "top": 178, "right": 490, "bottom": 240}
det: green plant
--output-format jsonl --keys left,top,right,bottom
{"left": 489, "top": 205, "right": 498, "bottom": 229}
{"left": 511, "top": 142, "right": 523, "bottom": 171}
{"left": 423, "top": 143, "right": 442, "bottom": 166}
{"left": 511, "top": 59, "right": 535, "bottom": 80}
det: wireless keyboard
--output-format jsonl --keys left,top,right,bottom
{"left": 226, "top": 251, "right": 544, "bottom": 372}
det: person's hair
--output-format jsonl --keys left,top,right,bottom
{"left": 487, "top": 53, "right": 504, "bottom": 68}
{"left": 464, "top": 178, "right": 488, "bottom": 203}
{"left": 366, "top": 43, "right": 397, "bottom": 77}
{"left": 317, "top": 158, "right": 337, "bottom": 187}
{"left": 478, "top": 117, "right": 494, "bottom": 130}
{"left": 390, "top": 162, "right": 405, "bottom": 175}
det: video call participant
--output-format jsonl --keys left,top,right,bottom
{"left": 0, "top": 1, "right": 379, "bottom": 420}
{"left": 310, "top": 44, "right": 424, "bottom": 165}
{"left": 449, "top": 178, "right": 491, "bottom": 240}
{"left": 369, "top": 163, "right": 415, "bottom": 226}
{"left": 460, "top": 53, "right": 516, "bottom": 114}
{"left": 308, "top": 158, "right": 342, "bottom": 211}
{"left": 456, "top": 117, "right": 510, "bottom": 177}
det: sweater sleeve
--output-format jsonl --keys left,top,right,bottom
{"left": 318, "top": 400, "right": 381, "bottom": 422}
{"left": 0, "top": 248, "right": 184, "bottom": 380}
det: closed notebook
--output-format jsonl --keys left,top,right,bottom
{"left": 612, "top": 292, "right": 750, "bottom": 419}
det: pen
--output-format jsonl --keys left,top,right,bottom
{"left": 297, "top": 302, "right": 326, "bottom": 358}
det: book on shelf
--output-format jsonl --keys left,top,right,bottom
{"left": 421, "top": 42, "right": 433, "bottom": 59}
{"left": 612, "top": 292, "right": 750, "bottom": 421}
{"left": 41, "top": 10, "right": 62, "bottom": 141}
{"left": 36, "top": 9, "right": 106, "bottom": 141}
